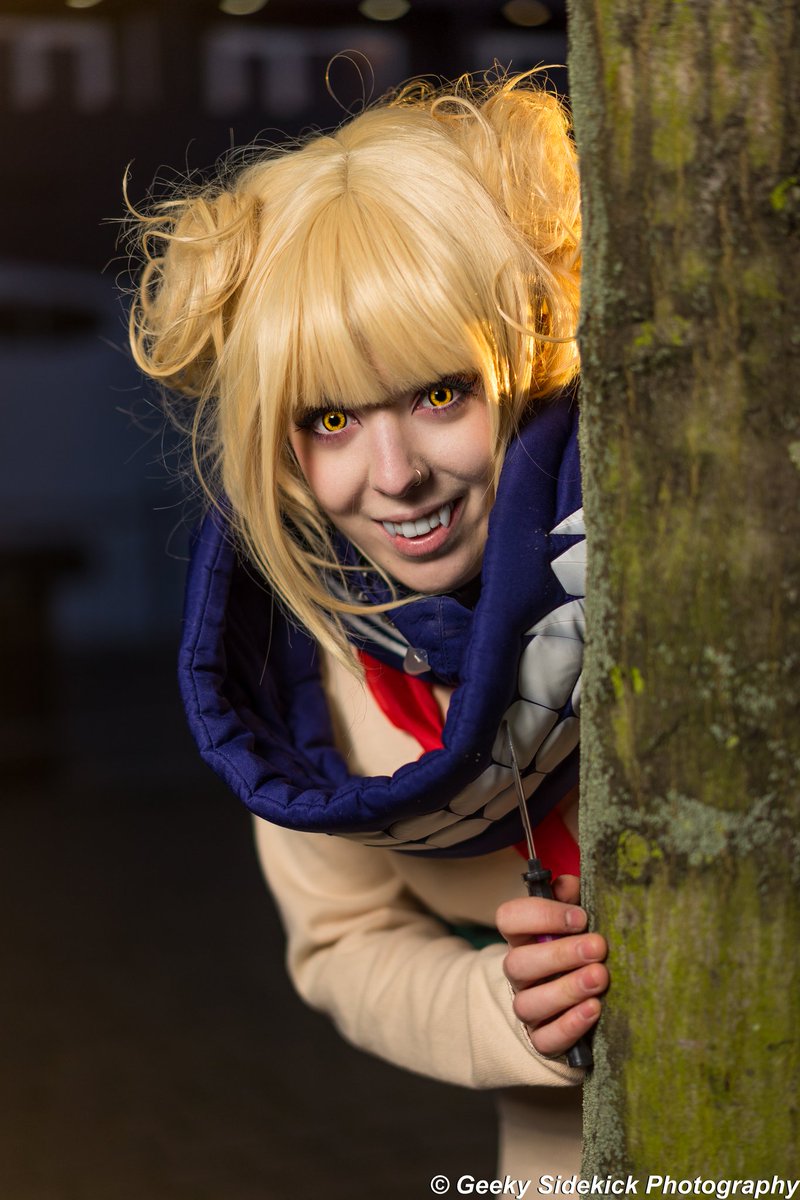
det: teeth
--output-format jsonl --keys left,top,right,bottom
{"left": 382, "top": 502, "right": 453, "bottom": 539}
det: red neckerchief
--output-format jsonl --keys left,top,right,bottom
{"left": 358, "top": 650, "right": 580, "bottom": 877}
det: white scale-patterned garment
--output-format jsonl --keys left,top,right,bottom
{"left": 343, "top": 508, "right": 586, "bottom": 851}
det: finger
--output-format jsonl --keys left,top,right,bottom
{"left": 552, "top": 874, "right": 581, "bottom": 904}
{"left": 504, "top": 933, "right": 607, "bottom": 990}
{"left": 511, "top": 961, "right": 609, "bottom": 1026}
{"left": 529, "top": 998, "right": 602, "bottom": 1058}
{"left": 496, "top": 896, "right": 587, "bottom": 946}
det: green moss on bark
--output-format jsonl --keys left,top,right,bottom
{"left": 596, "top": 859, "right": 800, "bottom": 1174}
{"left": 568, "top": 0, "right": 800, "bottom": 1176}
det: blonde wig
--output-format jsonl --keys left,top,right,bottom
{"left": 128, "top": 70, "right": 581, "bottom": 667}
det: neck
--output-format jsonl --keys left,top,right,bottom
{"left": 448, "top": 573, "right": 482, "bottom": 610}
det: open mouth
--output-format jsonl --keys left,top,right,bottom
{"left": 381, "top": 501, "right": 455, "bottom": 540}
{"left": 375, "top": 498, "right": 463, "bottom": 560}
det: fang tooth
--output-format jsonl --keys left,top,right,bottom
{"left": 382, "top": 521, "right": 395, "bottom": 535}
{"left": 439, "top": 503, "right": 452, "bottom": 528}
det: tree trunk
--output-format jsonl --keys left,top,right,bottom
{"left": 568, "top": 0, "right": 800, "bottom": 1176}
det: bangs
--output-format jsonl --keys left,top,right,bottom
{"left": 280, "top": 188, "right": 515, "bottom": 414}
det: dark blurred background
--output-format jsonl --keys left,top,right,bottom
{"left": 0, "top": 2, "right": 567, "bottom": 1196}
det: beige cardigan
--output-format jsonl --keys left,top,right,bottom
{"left": 253, "top": 649, "right": 583, "bottom": 1178}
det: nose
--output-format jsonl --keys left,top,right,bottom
{"left": 366, "top": 414, "right": 426, "bottom": 498}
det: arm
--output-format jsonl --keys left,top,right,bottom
{"left": 253, "top": 817, "right": 585, "bottom": 1091}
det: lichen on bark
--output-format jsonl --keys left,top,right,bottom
{"left": 567, "top": 0, "right": 800, "bottom": 1177}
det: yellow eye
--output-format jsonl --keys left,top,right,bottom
{"left": 320, "top": 410, "right": 347, "bottom": 433}
{"left": 426, "top": 386, "right": 454, "bottom": 408}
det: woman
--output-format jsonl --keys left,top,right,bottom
{"left": 129, "top": 70, "right": 609, "bottom": 1179}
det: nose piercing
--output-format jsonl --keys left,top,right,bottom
{"left": 413, "top": 468, "right": 423, "bottom": 487}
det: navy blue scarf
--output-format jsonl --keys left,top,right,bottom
{"left": 178, "top": 393, "right": 585, "bottom": 858}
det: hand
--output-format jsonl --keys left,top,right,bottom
{"left": 495, "top": 874, "right": 608, "bottom": 1058}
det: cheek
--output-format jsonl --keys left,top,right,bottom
{"left": 289, "top": 436, "right": 360, "bottom": 520}
{"left": 450, "top": 408, "right": 494, "bottom": 485}
{"left": 465, "top": 443, "right": 494, "bottom": 485}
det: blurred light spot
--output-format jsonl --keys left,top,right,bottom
{"left": 358, "top": 0, "right": 410, "bottom": 21}
{"left": 502, "top": 0, "right": 551, "bottom": 26}
{"left": 65, "top": 0, "right": 104, "bottom": 7}
{"left": 219, "top": 0, "right": 269, "bottom": 14}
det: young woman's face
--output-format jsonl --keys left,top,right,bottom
{"left": 289, "top": 374, "right": 494, "bottom": 594}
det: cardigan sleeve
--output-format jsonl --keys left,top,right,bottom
{"left": 252, "top": 818, "right": 583, "bottom": 1092}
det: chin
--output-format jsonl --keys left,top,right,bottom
{"left": 390, "top": 556, "right": 482, "bottom": 596}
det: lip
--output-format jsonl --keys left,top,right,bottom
{"left": 374, "top": 497, "right": 464, "bottom": 558}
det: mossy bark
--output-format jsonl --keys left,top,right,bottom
{"left": 567, "top": 0, "right": 800, "bottom": 1176}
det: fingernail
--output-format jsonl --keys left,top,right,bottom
{"left": 579, "top": 1001, "right": 600, "bottom": 1020}
{"left": 580, "top": 967, "right": 602, "bottom": 992}
{"left": 565, "top": 907, "right": 587, "bottom": 929}
{"left": 576, "top": 939, "right": 599, "bottom": 962}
